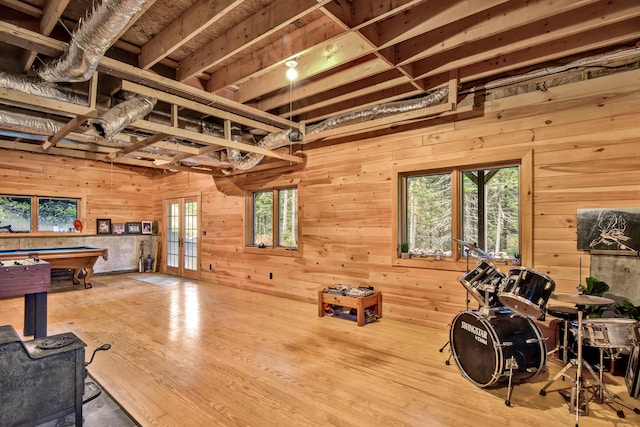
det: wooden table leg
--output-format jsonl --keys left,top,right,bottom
{"left": 356, "top": 297, "right": 364, "bottom": 326}
{"left": 317, "top": 290, "right": 325, "bottom": 317}
{"left": 83, "top": 267, "right": 94, "bottom": 289}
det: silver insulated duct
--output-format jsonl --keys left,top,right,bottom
{"left": 92, "top": 94, "right": 156, "bottom": 139}
{"left": 0, "top": 72, "right": 88, "bottom": 106}
{"left": 38, "top": 0, "right": 149, "bottom": 83}
{"left": 0, "top": 108, "right": 113, "bottom": 146}
{"left": 306, "top": 87, "right": 449, "bottom": 134}
{"left": 220, "top": 87, "right": 448, "bottom": 171}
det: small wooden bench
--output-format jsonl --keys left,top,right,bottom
{"left": 317, "top": 289, "right": 382, "bottom": 326}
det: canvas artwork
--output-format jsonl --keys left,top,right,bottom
{"left": 577, "top": 207, "right": 640, "bottom": 252}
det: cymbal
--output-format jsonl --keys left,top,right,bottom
{"left": 453, "top": 238, "right": 492, "bottom": 259}
{"left": 551, "top": 292, "right": 615, "bottom": 306}
{"left": 452, "top": 238, "right": 477, "bottom": 248}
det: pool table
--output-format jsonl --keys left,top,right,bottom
{"left": 0, "top": 247, "right": 108, "bottom": 289}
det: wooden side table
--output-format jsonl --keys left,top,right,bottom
{"left": 317, "top": 289, "right": 382, "bottom": 326}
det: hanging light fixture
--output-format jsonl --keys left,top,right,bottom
{"left": 285, "top": 59, "right": 298, "bottom": 81}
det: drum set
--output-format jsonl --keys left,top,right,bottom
{"left": 442, "top": 242, "right": 640, "bottom": 424}
{"left": 446, "top": 256, "right": 554, "bottom": 406}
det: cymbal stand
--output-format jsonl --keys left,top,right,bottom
{"left": 540, "top": 304, "right": 639, "bottom": 425}
{"left": 439, "top": 245, "right": 473, "bottom": 364}
{"left": 589, "top": 346, "right": 640, "bottom": 417}
{"left": 540, "top": 303, "right": 588, "bottom": 425}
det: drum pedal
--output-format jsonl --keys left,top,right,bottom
{"left": 569, "top": 387, "right": 590, "bottom": 416}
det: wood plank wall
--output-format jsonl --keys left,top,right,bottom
{"left": 153, "top": 68, "right": 640, "bottom": 330}
{"left": 1, "top": 67, "right": 639, "bottom": 330}
{"left": 0, "top": 153, "right": 155, "bottom": 233}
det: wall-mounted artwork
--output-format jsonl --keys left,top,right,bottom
{"left": 577, "top": 208, "right": 640, "bottom": 252}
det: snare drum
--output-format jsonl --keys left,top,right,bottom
{"left": 499, "top": 267, "right": 555, "bottom": 319}
{"left": 572, "top": 318, "right": 639, "bottom": 349}
{"left": 459, "top": 260, "right": 505, "bottom": 308}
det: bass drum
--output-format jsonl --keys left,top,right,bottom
{"left": 450, "top": 309, "right": 547, "bottom": 388}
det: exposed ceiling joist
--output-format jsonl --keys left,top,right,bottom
{"left": 0, "top": 0, "right": 637, "bottom": 177}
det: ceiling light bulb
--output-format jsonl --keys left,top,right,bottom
{"left": 285, "top": 59, "right": 298, "bottom": 81}
{"left": 286, "top": 66, "right": 298, "bottom": 81}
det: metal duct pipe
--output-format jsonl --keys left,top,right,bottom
{"left": 180, "top": 151, "right": 231, "bottom": 168}
{"left": 0, "top": 71, "right": 88, "bottom": 106}
{"left": 38, "top": 0, "right": 150, "bottom": 82}
{"left": 225, "top": 128, "right": 303, "bottom": 171}
{"left": 220, "top": 89, "right": 447, "bottom": 171}
{"left": 0, "top": 109, "right": 66, "bottom": 136}
{"left": 0, "top": 108, "right": 134, "bottom": 148}
{"left": 306, "top": 87, "right": 449, "bottom": 134}
{"left": 0, "top": 108, "right": 182, "bottom": 160}
{"left": 92, "top": 94, "right": 156, "bottom": 139}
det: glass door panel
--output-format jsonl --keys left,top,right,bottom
{"left": 165, "top": 196, "right": 200, "bottom": 279}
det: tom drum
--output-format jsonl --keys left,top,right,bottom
{"left": 499, "top": 267, "right": 555, "bottom": 319}
{"left": 459, "top": 260, "right": 505, "bottom": 308}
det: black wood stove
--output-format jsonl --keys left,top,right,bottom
{"left": 0, "top": 324, "right": 86, "bottom": 426}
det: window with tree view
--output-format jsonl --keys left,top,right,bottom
{"left": 400, "top": 164, "right": 519, "bottom": 260}
{"left": 248, "top": 187, "right": 298, "bottom": 250}
{"left": 462, "top": 166, "right": 519, "bottom": 261}
{"left": 0, "top": 195, "right": 80, "bottom": 233}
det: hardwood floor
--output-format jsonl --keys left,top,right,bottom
{"left": 1, "top": 273, "right": 639, "bottom": 426}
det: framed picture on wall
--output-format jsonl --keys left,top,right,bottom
{"left": 97, "top": 218, "right": 111, "bottom": 234}
{"left": 577, "top": 207, "right": 640, "bottom": 252}
{"left": 111, "top": 223, "right": 126, "bottom": 234}
{"left": 126, "top": 222, "right": 142, "bottom": 234}
{"left": 141, "top": 220, "right": 152, "bottom": 235}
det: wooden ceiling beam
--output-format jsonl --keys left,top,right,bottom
{"left": 282, "top": 72, "right": 409, "bottom": 119}
{"left": 106, "top": 132, "right": 169, "bottom": 161}
{"left": 1, "top": 0, "right": 58, "bottom": 74}
{"left": 40, "top": 0, "right": 71, "bottom": 35}
{"left": 321, "top": 0, "right": 423, "bottom": 31}
{"left": 0, "top": 86, "right": 95, "bottom": 117}
{"left": 206, "top": 15, "right": 344, "bottom": 92}
{"left": 128, "top": 119, "right": 304, "bottom": 164}
{"left": 259, "top": 57, "right": 392, "bottom": 112}
{"left": 42, "top": 111, "right": 96, "bottom": 150}
{"left": 0, "top": 139, "right": 218, "bottom": 175}
{"left": 0, "top": 20, "right": 294, "bottom": 129}
{"left": 120, "top": 80, "right": 286, "bottom": 134}
{"left": 359, "top": 0, "right": 510, "bottom": 50}
{"left": 152, "top": 140, "right": 202, "bottom": 155}
{"left": 412, "top": 16, "right": 640, "bottom": 82}
{"left": 139, "top": 0, "right": 244, "bottom": 70}
{"left": 236, "top": 32, "right": 373, "bottom": 103}
{"left": 0, "top": 20, "right": 65, "bottom": 57}
{"left": 0, "top": 0, "right": 42, "bottom": 17}
{"left": 177, "top": 0, "right": 330, "bottom": 82}
{"left": 392, "top": 0, "right": 617, "bottom": 67}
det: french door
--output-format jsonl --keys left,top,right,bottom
{"left": 165, "top": 195, "right": 200, "bottom": 279}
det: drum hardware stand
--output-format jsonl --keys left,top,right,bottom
{"left": 505, "top": 356, "right": 515, "bottom": 407}
{"left": 546, "top": 306, "right": 578, "bottom": 370}
{"left": 540, "top": 301, "right": 590, "bottom": 425}
{"left": 590, "top": 346, "right": 640, "bottom": 417}
{"left": 540, "top": 291, "right": 639, "bottom": 426}
{"left": 440, "top": 239, "right": 477, "bottom": 364}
